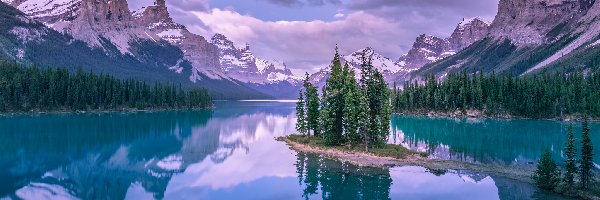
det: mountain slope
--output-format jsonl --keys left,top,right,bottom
{"left": 210, "top": 33, "right": 302, "bottom": 99}
{"left": 414, "top": 0, "right": 600, "bottom": 78}
{"left": 0, "top": 1, "right": 270, "bottom": 99}
{"left": 398, "top": 17, "right": 489, "bottom": 81}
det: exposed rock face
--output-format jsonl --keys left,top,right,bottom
{"left": 399, "top": 17, "right": 490, "bottom": 72}
{"left": 401, "top": 34, "right": 449, "bottom": 70}
{"left": 3, "top": 0, "right": 302, "bottom": 88}
{"left": 135, "top": 0, "right": 223, "bottom": 81}
{"left": 412, "top": 0, "right": 600, "bottom": 77}
{"left": 210, "top": 33, "right": 301, "bottom": 84}
{"left": 488, "top": 0, "right": 593, "bottom": 45}
{"left": 448, "top": 17, "right": 490, "bottom": 50}
{"left": 0, "top": 0, "right": 273, "bottom": 99}
{"left": 3, "top": 0, "right": 154, "bottom": 53}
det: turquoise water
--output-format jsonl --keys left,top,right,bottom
{"left": 0, "top": 101, "right": 574, "bottom": 199}
{"left": 390, "top": 116, "right": 600, "bottom": 168}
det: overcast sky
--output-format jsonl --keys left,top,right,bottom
{"left": 129, "top": 0, "right": 499, "bottom": 74}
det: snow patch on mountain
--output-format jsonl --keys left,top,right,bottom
{"left": 14, "top": 0, "right": 81, "bottom": 18}
{"left": 210, "top": 33, "right": 300, "bottom": 84}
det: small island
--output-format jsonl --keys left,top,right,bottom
{"left": 284, "top": 49, "right": 600, "bottom": 200}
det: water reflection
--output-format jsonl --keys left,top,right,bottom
{"left": 391, "top": 115, "right": 600, "bottom": 167}
{"left": 0, "top": 102, "right": 568, "bottom": 200}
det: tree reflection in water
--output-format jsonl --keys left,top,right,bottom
{"left": 295, "top": 152, "right": 392, "bottom": 200}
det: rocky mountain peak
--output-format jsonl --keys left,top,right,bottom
{"left": 398, "top": 17, "right": 490, "bottom": 74}
{"left": 488, "top": 0, "right": 589, "bottom": 45}
{"left": 413, "top": 34, "right": 446, "bottom": 53}
{"left": 82, "top": 0, "right": 132, "bottom": 23}
{"left": 211, "top": 33, "right": 236, "bottom": 50}
{"left": 134, "top": 0, "right": 172, "bottom": 24}
{"left": 448, "top": 17, "right": 490, "bottom": 50}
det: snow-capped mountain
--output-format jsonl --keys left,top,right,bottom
{"left": 210, "top": 33, "right": 301, "bottom": 84}
{"left": 416, "top": 0, "right": 600, "bottom": 78}
{"left": 134, "top": 0, "right": 223, "bottom": 81}
{"left": 0, "top": 0, "right": 303, "bottom": 99}
{"left": 309, "top": 47, "right": 411, "bottom": 89}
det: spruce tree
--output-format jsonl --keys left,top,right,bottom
{"left": 303, "top": 73, "right": 320, "bottom": 136}
{"left": 343, "top": 65, "right": 360, "bottom": 145}
{"left": 533, "top": 148, "right": 560, "bottom": 190}
{"left": 563, "top": 123, "right": 577, "bottom": 187}
{"left": 580, "top": 118, "right": 594, "bottom": 190}
{"left": 296, "top": 89, "right": 308, "bottom": 135}
{"left": 358, "top": 92, "right": 371, "bottom": 152}
{"left": 321, "top": 47, "right": 345, "bottom": 146}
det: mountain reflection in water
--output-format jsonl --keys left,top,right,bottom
{"left": 0, "top": 101, "right": 567, "bottom": 200}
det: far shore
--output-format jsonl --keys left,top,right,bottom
{"left": 0, "top": 106, "right": 214, "bottom": 117}
{"left": 394, "top": 109, "right": 600, "bottom": 122}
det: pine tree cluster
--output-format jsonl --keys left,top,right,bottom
{"left": 393, "top": 71, "right": 600, "bottom": 118}
{"left": 533, "top": 119, "right": 595, "bottom": 193}
{"left": 296, "top": 47, "right": 391, "bottom": 150}
{"left": 0, "top": 62, "right": 212, "bottom": 112}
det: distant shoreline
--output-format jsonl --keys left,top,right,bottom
{"left": 0, "top": 107, "right": 214, "bottom": 117}
{"left": 394, "top": 110, "right": 599, "bottom": 122}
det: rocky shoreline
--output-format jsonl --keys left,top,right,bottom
{"left": 279, "top": 136, "right": 532, "bottom": 182}
{"left": 280, "top": 135, "right": 600, "bottom": 200}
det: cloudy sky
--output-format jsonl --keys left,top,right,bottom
{"left": 129, "top": 0, "right": 499, "bottom": 74}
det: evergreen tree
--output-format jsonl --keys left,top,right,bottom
{"left": 563, "top": 123, "right": 577, "bottom": 187}
{"left": 296, "top": 89, "right": 308, "bottom": 135}
{"left": 580, "top": 118, "right": 594, "bottom": 190}
{"left": 321, "top": 47, "right": 345, "bottom": 146}
{"left": 533, "top": 148, "right": 560, "bottom": 190}
{"left": 359, "top": 51, "right": 391, "bottom": 147}
{"left": 358, "top": 92, "right": 371, "bottom": 152}
{"left": 343, "top": 64, "right": 361, "bottom": 145}
{"left": 304, "top": 73, "right": 320, "bottom": 136}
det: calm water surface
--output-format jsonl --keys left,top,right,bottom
{"left": 0, "top": 101, "right": 586, "bottom": 199}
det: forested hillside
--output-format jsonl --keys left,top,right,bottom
{"left": 393, "top": 71, "right": 600, "bottom": 118}
{"left": 0, "top": 2, "right": 270, "bottom": 100}
{"left": 0, "top": 62, "right": 212, "bottom": 112}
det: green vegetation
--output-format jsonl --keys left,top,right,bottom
{"left": 0, "top": 2, "right": 268, "bottom": 100}
{"left": 532, "top": 149, "right": 560, "bottom": 190}
{"left": 533, "top": 119, "right": 597, "bottom": 198}
{"left": 296, "top": 47, "right": 391, "bottom": 151}
{"left": 0, "top": 62, "right": 212, "bottom": 113}
{"left": 285, "top": 135, "right": 425, "bottom": 160}
{"left": 295, "top": 89, "right": 307, "bottom": 134}
{"left": 580, "top": 118, "right": 594, "bottom": 189}
{"left": 393, "top": 71, "right": 600, "bottom": 118}
{"left": 563, "top": 124, "right": 577, "bottom": 188}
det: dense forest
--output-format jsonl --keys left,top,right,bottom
{"left": 0, "top": 62, "right": 212, "bottom": 112}
{"left": 393, "top": 70, "right": 600, "bottom": 118}
{"left": 296, "top": 48, "right": 391, "bottom": 149}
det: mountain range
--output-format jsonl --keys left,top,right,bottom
{"left": 311, "top": 0, "right": 600, "bottom": 87}
{"left": 0, "top": 0, "right": 301, "bottom": 99}
{"left": 1, "top": 0, "right": 599, "bottom": 99}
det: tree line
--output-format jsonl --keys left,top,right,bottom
{"left": 533, "top": 119, "right": 596, "bottom": 195}
{"left": 393, "top": 71, "right": 600, "bottom": 118}
{"left": 296, "top": 48, "right": 391, "bottom": 150}
{"left": 0, "top": 62, "right": 212, "bottom": 112}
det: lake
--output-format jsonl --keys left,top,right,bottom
{"left": 0, "top": 101, "right": 585, "bottom": 199}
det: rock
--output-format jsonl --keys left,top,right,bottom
{"left": 398, "top": 17, "right": 490, "bottom": 78}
